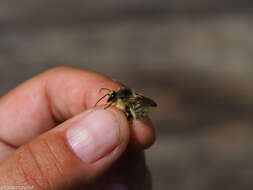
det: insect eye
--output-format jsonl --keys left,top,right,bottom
{"left": 108, "top": 92, "right": 117, "bottom": 102}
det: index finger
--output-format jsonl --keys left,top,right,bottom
{"left": 0, "top": 67, "right": 155, "bottom": 148}
{"left": 0, "top": 67, "right": 119, "bottom": 147}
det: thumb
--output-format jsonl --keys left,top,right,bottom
{"left": 0, "top": 107, "right": 130, "bottom": 189}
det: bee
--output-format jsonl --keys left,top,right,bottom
{"left": 95, "top": 87, "right": 157, "bottom": 119}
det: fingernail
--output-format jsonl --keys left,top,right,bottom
{"left": 67, "top": 109, "right": 121, "bottom": 164}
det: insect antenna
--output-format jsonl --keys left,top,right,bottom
{"left": 94, "top": 93, "right": 109, "bottom": 107}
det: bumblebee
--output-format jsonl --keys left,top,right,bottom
{"left": 95, "top": 87, "right": 157, "bottom": 119}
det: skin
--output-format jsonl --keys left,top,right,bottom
{"left": 0, "top": 67, "right": 155, "bottom": 190}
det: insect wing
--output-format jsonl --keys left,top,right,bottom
{"left": 138, "top": 95, "right": 157, "bottom": 107}
{"left": 129, "top": 95, "right": 157, "bottom": 107}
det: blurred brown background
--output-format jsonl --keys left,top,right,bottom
{"left": 1, "top": 1, "right": 253, "bottom": 189}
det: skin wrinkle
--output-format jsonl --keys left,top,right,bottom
{"left": 18, "top": 161, "right": 41, "bottom": 189}
{"left": 0, "top": 138, "right": 16, "bottom": 163}
{"left": 42, "top": 139, "right": 64, "bottom": 179}
{"left": 16, "top": 145, "right": 43, "bottom": 190}
{"left": 44, "top": 83, "right": 61, "bottom": 126}
{"left": 26, "top": 143, "right": 52, "bottom": 190}
{"left": 68, "top": 82, "right": 87, "bottom": 116}
{"left": 44, "top": 75, "right": 69, "bottom": 123}
{"left": 0, "top": 136, "right": 17, "bottom": 149}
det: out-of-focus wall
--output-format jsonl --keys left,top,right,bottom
{"left": 1, "top": 1, "right": 253, "bottom": 189}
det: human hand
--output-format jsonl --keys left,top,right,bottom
{"left": 0, "top": 67, "right": 155, "bottom": 190}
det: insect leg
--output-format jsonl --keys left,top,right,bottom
{"left": 104, "top": 102, "right": 113, "bottom": 109}
{"left": 125, "top": 106, "right": 132, "bottom": 119}
{"left": 132, "top": 105, "right": 149, "bottom": 119}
